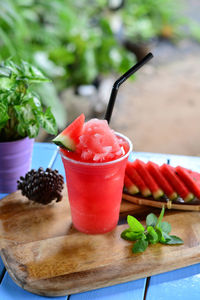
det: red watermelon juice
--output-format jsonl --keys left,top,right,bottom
{"left": 60, "top": 119, "right": 132, "bottom": 234}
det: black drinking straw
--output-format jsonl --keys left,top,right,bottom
{"left": 104, "top": 52, "right": 154, "bottom": 124}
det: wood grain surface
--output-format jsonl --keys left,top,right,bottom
{"left": 0, "top": 187, "right": 200, "bottom": 296}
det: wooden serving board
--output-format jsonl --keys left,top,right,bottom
{"left": 0, "top": 187, "right": 200, "bottom": 297}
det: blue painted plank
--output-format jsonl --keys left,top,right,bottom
{"left": 0, "top": 194, "right": 7, "bottom": 200}
{"left": 146, "top": 264, "right": 200, "bottom": 300}
{"left": 70, "top": 278, "right": 146, "bottom": 300}
{"left": 51, "top": 152, "right": 66, "bottom": 180}
{"left": 31, "top": 142, "right": 57, "bottom": 169}
{"left": 0, "top": 272, "right": 67, "bottom": 300}
{"left": 0, "top": 257, "right": 5, "bottom": 282}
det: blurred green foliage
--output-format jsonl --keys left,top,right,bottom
{"left": 0, "top": 0, "right": 135, "bottom": 128}
{"left": 122, "top": 0, "right": 188, "bottom": 42}
{"left": 0, "top": 0, "right": 134, "bottom": 88}
{"left": 0, "top": 0, "right": 199, "bottom": 129}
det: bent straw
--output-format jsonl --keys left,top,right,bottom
{"left": 104, "top": 52, "right": 153, "bottom": 124}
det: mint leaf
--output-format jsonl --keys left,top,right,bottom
{"left": 121, "top": 229, "right": 144, "bottom": 241}
{"left": 156, "top": 227, "right": 166, "bottom": 243}
{"left": 121, "top": 208, "right": 183, "bottom": 255}
{"left": 127, "top": 215, "right": 145, "bottom": 232}
{"left": 132, "top": 239, "right": 148, "bottom": 253}
{"left": 146, "top": 226, "right": 159, "bottom": 244}
{"left": 160, "top": 221, "right": 171, "bottom": 234}
{"left": 146, "top": 213, "right": 158, "bottom": 227}
{"left": 161, "top": 235, "right": 184, "bottom": 245}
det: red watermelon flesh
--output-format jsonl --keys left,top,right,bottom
{"left": 53, "top": 113, "right": 85, "bottom": 151}
{"left": 126, "top": 161, "right": 151, "bottom": 197}
{"left": 160, "top": 164, "right": 194, "bottom": 202}
{"left": 133, "top": 159, "right": 164, "bottom": 199}
{"left": 176, "top": 166, "right": 200, "bottom": 199}
{"left": 185, "top": 169, "right": 200, "bottom": 185}
{"left": 124, "top": 174, "right": 139, "bottom": 195}
{"left": 147, "top": 161, "right": 177, "bottom": 200}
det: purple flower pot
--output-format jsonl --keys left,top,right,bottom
{"left": 0, "top": 137, "right": 34, "bottom": 193}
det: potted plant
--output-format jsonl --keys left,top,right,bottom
{"left": 0, "top": 59, "right": 57, "bottom": 193}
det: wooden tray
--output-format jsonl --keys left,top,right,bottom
{"left": 0, "top": 187, "right": 200, "bottom": 297}
{"left": 122, "top": 193, "right": 200, "bottom": 211}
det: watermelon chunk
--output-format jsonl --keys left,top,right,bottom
{"left": 52, "top": 114, "right": 85, "bottom": 151}
{"left": 133, "top": 159, "right": 164, "bottom": 199}
{"left": 160, "top": 164, "right": 194, "bottom": 202}
{"left": 126, "top": 161, "right": 151, "bottom": 197}
{"left": 124, "top": 174, "right": 139, "bottom": 195}
{"left": 176, "top": 166, "right": 200, "bottom": 199}
{"left": 185, "top": 169, "right": 200, "bottom": 186}
{"left": 147, "top": 161, "right": 177, "bottom": 200}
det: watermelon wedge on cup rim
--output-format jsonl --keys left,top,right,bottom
{"left": 52, "top": 114, "right": 85, "bottom": 151}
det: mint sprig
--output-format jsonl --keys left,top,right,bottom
{"left": 121, "top": 207, "right": 184, "bottom": 253}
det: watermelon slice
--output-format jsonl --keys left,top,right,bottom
{"left": 160, "top": 164, "right": 194, "bottom": 202}
{"left": 126, "top": 161, "right": 151, "bottom": 197}
{"left": 184, "top": 169, "right": 200, "bottom": 186}
{"left": 133, "top": 159, "right": 164, "bottom": 199}
{"left": 124, "top": 174, "right": 139, "bottom": 195}
{"left": 147, "top": 161, "right": 177, "bottom": 200}
{"left": 176, "top": 166, "right": 200, "bottom": 199}
{"left": 52, "top": 114, "right": 85, "bottom": 151}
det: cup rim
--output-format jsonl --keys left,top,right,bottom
{"left": 59, "top": 132, "right": 133, "bottom": 166}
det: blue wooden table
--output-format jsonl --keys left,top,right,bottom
{"left": 0, "top": 142, "right": 200, "bottom": 300}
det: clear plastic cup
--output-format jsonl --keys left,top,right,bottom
{"left": 60, "top": 132, "right": 132, "bottom": 234}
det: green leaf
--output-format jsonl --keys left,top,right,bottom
{"left": 161, "top": 234, "right": 184, "bottom": 245}
{"left": 0, "top": 66, "right": 11, "bottom": 78}
{"left": 27, "top": 122, "right": 40, "bottom": 138}
{"left": 156, "top": 206, "right": 165, "bottom": 228}
{"left": 127, "top": 215, "right": 145, "bottom": 232}
{"left": 156, "top": 227, "right": 166, "bottom": 243}
{"left": 14, "top": 102, "right": 36, "bottom": 123}
{"left": 17, "top": 123, "right": 27, "bottom": 137}
{"left": 121, "top": 229, "right": 144, "bottom": 241}
{"left": 146, "top": 213, "right": 158, "bottom": 227}
{"left": 21, "top": 60, "right": 50, "bottom": 83}
{"left": 160, "top": 221, "right": 171, "bottom": 234}
{"left": 0, "top": 102, "right": 9, "bottom": 130}
{"left": 37, "top": 107, "right": 58, "bottom": 135}
{"left": 132, "top": 239, "right": 148, "bottom": 253}
{"left": 146, "top": 226, "right": 159, "bottom": 244}
{"left": 0, "top": 77, "right": 13, "bottom": 90}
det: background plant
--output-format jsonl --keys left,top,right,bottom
{"left": 0, "top": 1, "right": 135, "bottom": 87}
{"left": 0, "top": 59, "right": 57, "bottom": 141}
{"left": 0, "top": 0, "right": 199, "bottom": 133}
{"left": 121, "top": 0, "right": 197, "bottom": 42}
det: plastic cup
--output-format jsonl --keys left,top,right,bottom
{"left": 60, "top": 132, "right": 132, "bottom": 234}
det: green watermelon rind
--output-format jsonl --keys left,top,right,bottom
{"left": 52, "top": 113, "right": 85, "bottom": 151}
{"left": 53, "top": 135, "right": 76, "bottom": 151}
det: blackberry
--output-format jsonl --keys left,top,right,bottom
{"left": 17, "top": 167, "right": 64, "bottom": 204}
